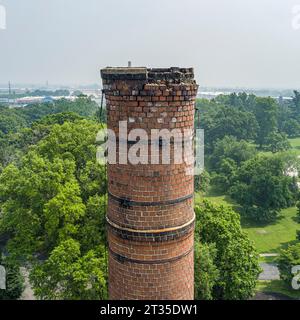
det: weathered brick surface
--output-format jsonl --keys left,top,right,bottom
{"left": 101, "top": 67, "right": 198, "bottom": 300}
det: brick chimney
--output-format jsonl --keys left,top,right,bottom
{"left": 101, "top": 67, "right": 198, "bottom": 300}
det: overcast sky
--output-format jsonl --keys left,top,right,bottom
{"left": 0, "top": 0, "right": 300, "bottom": 88}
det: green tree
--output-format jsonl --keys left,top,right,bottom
{"left": 282, "top": 119, "right": 300, "bottom": 138}
{"left": 277, "top": 243, "right": 300, "bottom": 288}
{"left": 0, "top": 257, "right": 24, "bottom": 300}
{"left": 195, "top": 201, "right": 260, "bottom": 300}
{"left": 0, "top": 107, "right": 27, "bottom": 135}
{"left": 292, "top": 90, "right": 300, "bottom": 114}
{"left": 195, "top": 170, "right": 210, "bottom": 193}
{"left": 230, "top": 154, "right": 299, "bottom": 222}
{"left": 194, "top": 242, "right": 219, "bottom": 300}
{"left": 30, "top": 239, "right": 107, "bottom": 300}
{"left": 265, "top": 132, "right": 291, "bottom": 153}
{"left": 201, "top": 105, "right": 258, "bottom": 149}
{"left": 211, "top": 158, "right": 237, "bottom": 193}
{"left": 0, "top": 119, "right": 108, "bottom": 299}
{"left": 209, "top": 136, "right": 257, "bottom": 170}
{"left": 254, "top": 97, "right": 278, "bottom": 148}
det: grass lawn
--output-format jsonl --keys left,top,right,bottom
{"left": 196, "top": 191, "right": 299, "bottom": 254}
{"left": 256, "top": 280, "right": 300, "bottom": 300}
{"left": 195, "top": 192, "right": 231, "bottom": 207}
{"left": 289, "top": 137, "right": 300, "bottom": 155}
{"left": 243, "top": 207, "right": 299, "bottom": 254}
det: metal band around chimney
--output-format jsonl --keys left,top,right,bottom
{"left": 108, "top": 191, "right": 193, "bottom": 207}
{"left": 109, "top": 246, "right": 194, "bottom": 265}
{"left": 106, "top": 214, "right": 195, "bottom": 242}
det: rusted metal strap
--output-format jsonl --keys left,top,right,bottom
{"left": 109, "top": 246, "right": 194, "bottom": 265}
{"left": 106, "top": 214, "right": 195, "bottom": 242}
{"left": 108, "top": 191, "right": 193, "bottom": 207}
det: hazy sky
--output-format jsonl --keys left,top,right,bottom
{"left": 0, "top": 0, "right": 300, "bottom": 88}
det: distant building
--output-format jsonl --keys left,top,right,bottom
{"left": 0, "top": 97, "right": 9, "bottom": 104}
{"left": 42, "top": 96, "right": 54, "bottom": 104}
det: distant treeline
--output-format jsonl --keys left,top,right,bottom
{"left": 196, "top": 91, "right": 300, "bottom": 223}
{"left": 0, "top": 97, "right": 100, "bottom": 167}
{"left": 0, "top": 89, "right": 70, "bottom": 99}
{"left": 197, "top": 90, "right": 300, "bottom": 151}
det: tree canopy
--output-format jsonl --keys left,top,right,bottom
{"left": 0, "top": 117, "right": 107, "bottom": 299}
{"left": 195, "top": 201, "right": 260, "bottom": 300}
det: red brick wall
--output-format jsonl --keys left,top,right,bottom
{"left": 101, "top": 67, "right": 198, "bottom": 300}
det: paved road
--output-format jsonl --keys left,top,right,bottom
{"left": 20, "top": 267, "right": 35, "bottom": 300}
{"left": 260, "top": 253, "right": 278, "bottom": 258}
{"left": 259, "top": 263, "right": 280, "bottom": 281}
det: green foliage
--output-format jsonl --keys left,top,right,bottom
{"left": 254, "top": 97, "right": 278, "bottom": 148}
{"left": 194, "top": 170, "right": 210, "bottom": 193}
{"left": 18, "top": 97, "right": 98, "bottom": 124}
{"left": 198, "top": 93, "right": 300, "bottom": 151}
{"left": 201, "top": 105, "right": 258, "bottom": 149}
{"left": 214, "top": 92, "right": 257, "bottom": 112}
{"left": 296, "top": 201, "right": 300, "bottom": 221}
{"left": 77, "top": 195, "right": 107, "bottom": 252}
{"left": 292, "top": 90, "right": 300, "bottom": 113}
{"left": 209, "top": 136, "right": 257, "bottom": 170}
{"left": 277, "top": 243, "right": 300, "bottom": 287}
{"left": 194, "top": 242, "right": 219, "bottom": 300}
{"left": 0, "top": 98, "right": 98, "bottom": 137}
{"left": 30, "top": 239, "right": 107, "bottom": 300}
{"left": 195, "top": 201, "right": 260, "bottom": 300}
{"left": 37, "top": 120, "right": 100, "bottom": 170}
{"left": 43, "top": 181, "right": 86, "bottom": 247}
{"left": 282, "top": 119, "right": 300, "bottom": 138}
{"left": 0, "top": 109, "right": 27, "bottom": 135}
{"left": 265, "top": 132, "right": 291, "bottom": 153}
{"left": 0, "top": 257, "right": 24, "bottom": 300}
{"left": 230, "top": 154, "right": 299, "bottom": 222}
{"left": 211, "top": 158, "right": 237, "bottom": 193}
{"left": 0, "top": 118, "right": 108, "bottom": 299}
{"left": 208, "top": 136, "right": 256, "bottom": 192}
{"left": 37, "top": 112, "right": 84, "bottom": 126}
{"left": 297, "top": 202, "right": 300, "bottom": 240}
{"left": 0, "top": 97, "right": 100, "bottom": 170}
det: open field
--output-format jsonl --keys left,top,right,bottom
{"left": 197, "top": 191, "right": 299, "bottom": 254}
{"left": 288, "top": 137, "right": 300, "bottom": 156}
{"left": 243, "top": 207, "right": 299, "bottom": 254}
